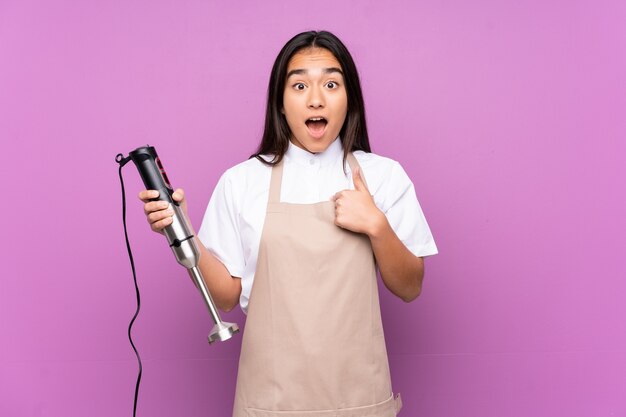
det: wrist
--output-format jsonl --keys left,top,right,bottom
{"left": 366, "top": 209, "right": 389, "bottom": 239}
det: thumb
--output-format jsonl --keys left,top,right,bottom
{"left": 172, "top": 188, "right": 185, "bottom": 202}
{"left": 352, "top": 167, "right": 368, "bottom": 192}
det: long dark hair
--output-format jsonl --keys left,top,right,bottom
{"left": 251, "top": 30, "right": 371, "bottom": 165}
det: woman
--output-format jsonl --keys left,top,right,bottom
{"left": 140, "top": 30, "right": 437, "bottom": 417}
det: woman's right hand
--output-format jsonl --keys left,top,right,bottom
{"left": 138, "top": 188, "right": 187, "bottom": 234}
{"left": 138, "top": 187, "right": 241, "bottom": 312}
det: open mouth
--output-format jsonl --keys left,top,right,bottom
{"left": 305, "top": 117, "right": 328, "bottom": 138}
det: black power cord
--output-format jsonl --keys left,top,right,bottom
{"left": 116, "top": 154, "right": 142, "bottom": 417}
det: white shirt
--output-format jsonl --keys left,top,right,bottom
{"left": 198, "top": 138, "right": 438, "bottom": 313}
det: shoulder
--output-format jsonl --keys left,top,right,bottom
{"left": 353, "top": 150, "right": 410, "bottom": 187}
{"left": 353, "top": 150, "right": 397, "bottom": 168}
{"left": 353, "top": 151, "right": 413, "bottom": 211}
{"left": 219, "top": 155, "right": 273, "bottom": 187}
{"left": 209, "top": 155, "right": 273, "bottom": 212}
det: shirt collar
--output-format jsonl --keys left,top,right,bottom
{"left": 285, "top": 137, "right": 343, "bottom": 167}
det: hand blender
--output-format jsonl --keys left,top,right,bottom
{"left": 126, "top": 146, "right": 239, "bottom": 343}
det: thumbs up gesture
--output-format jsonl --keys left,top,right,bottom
{"left": 331, "top": 167, "right": 386, "bottom": 236}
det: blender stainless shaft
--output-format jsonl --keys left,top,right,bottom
{"left": 167, "top": 203, "right": 239, "bottom": 343}
{"left": 189, "top": 266, "right": 240, "bottom": 343}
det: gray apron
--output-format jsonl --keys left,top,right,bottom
{"left": 233, "top": 153, "right": 402, "bottom": 417}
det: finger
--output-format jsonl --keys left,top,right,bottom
{"left": 352, "top": 167, "right": 368, "bottom": 192}
{"left": 334, "top": 211, "right": 346, "bottom": 229}
{"left": 138, "top": 190, "right": 159, "bottom": 203}
{"left": 148, "top": 207, "right": 174, "bottom": 224}
{"left": 151, "top": 216, "right": 173, "bottom": 231}
{"left": 172, "top": 188, "right": 185, "bottom": 202}
{"left": 144, "top": 200, "right": 169, "bottom": 215}
{"left": 332, "top": 190, "right": 348, "bottom": 202}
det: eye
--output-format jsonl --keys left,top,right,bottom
{"left": 326, "top": 81, "right": 338, "bottom": 89}
{"left": 293, "top": 83, "right": 306, "bottom": 91}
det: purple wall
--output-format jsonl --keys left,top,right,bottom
{"left": 2, "top": 1, "right": 625, "bottom": 416}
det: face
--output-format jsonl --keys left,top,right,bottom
{"left": 282, "top": 47, "right": 348, "bottom": 154}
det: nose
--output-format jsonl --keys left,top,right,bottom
{"left": 307, "top": 87, "right": 324, "bottom": 109}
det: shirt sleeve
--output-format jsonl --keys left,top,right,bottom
{"left": 197, "top": 169, "right": 245, "bottom": 278}
{"left": 383, "top": 162, "right": 438, "bottom": 258}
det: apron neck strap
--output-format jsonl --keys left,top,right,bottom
{"left": 268, "top": 158, "right": 284, "bottom": 204}
{"left": 346, "top": 152, "right": 368, "bottom": 189}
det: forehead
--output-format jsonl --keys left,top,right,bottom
{"left": 286, "top": 47, "right": 342, "bottom": 74}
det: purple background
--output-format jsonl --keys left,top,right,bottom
{"left": 1, "top": 0, "right": 625, "bottom": 416}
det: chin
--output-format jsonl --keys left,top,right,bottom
{"left": 306, "top": 141, "right": 332, "bottom": 153}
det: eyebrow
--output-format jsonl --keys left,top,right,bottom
{"left": 286, "top": 67, "right": 344, "bottom": 79}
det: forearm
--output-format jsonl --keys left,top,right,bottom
{"left": 367, "top": 213, "right": 424, "bottom": 302}
{"left": 190, "top": 237, "right": 242, "bottom": 312}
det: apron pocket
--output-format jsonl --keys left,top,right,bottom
{"left": 245, "top": 393, "right": 402, "bottom": 417}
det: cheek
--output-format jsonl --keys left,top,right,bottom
{"left": 336, "top": 98, "right": 348, "bottom": 126}
{"left": 282, "top": 93, "right": 302, "bottom": 120}
{"left": 335, "top": 92, "right": 348, "bottom": 120}
{"left": 282, "top": 109, "right": 303, "bottom": 136}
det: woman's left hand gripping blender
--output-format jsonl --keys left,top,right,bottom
{"left": 127, "top": 146, "right": 239, "bottom": 343}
